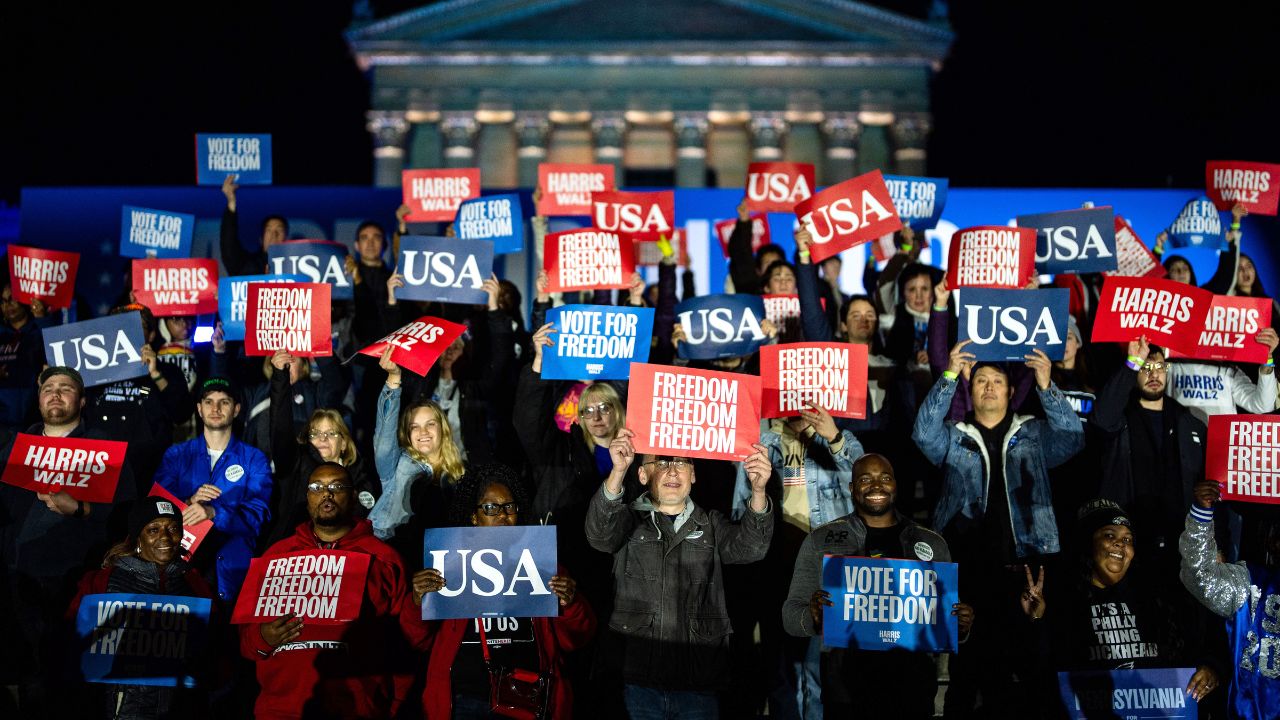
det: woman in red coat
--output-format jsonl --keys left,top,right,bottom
{"left": 410, "top": 464, "right": 596, "bottom": 720}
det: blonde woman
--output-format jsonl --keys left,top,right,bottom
{"left": 370, "top": 345, "right": 467, "bottom": 541}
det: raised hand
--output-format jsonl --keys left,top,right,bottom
{"left": 1023, "top": 348, "right": 1053, "bottom": 390}
{"left": 222, "top": 174, "right": 239, "bottom": 211}
{"left": 798, "top": 404, "right": 838, "bottom": 442}
{"left": 1019, "top": 565, "right": 1046, "bottom": 620}
{"left": 378, "top": 344, "right": 402, "bottom": 386}
{"left": 947, "top": 339, "right": 976, "bottom": 378}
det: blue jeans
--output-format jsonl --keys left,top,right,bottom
{"left": 624, "top": 685, "right": 719, "bottom": 720}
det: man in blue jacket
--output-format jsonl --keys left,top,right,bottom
{"left": 911, "top": 339, "right": 1084, "bottom": 716}
{"left": 155, "top": 376, "right": 271, "bottom": 602}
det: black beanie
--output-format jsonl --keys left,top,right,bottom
{"left": 1077, "top": 499, "right": 1132, "bottom": 543}
{"left": 128, "top": 496, "right": 181, "bottom": 539}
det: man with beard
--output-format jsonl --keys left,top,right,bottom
{"left": 1095, "top": 336, "right": 1207, "bottom": 582}
{"left": 240, "top": 463, "right": 425, "bottom": 720}
{"left": 154, "top": 377, "right": 271, "bottom": 602}
{"left": 782, "top": 454, "right": 972, "bottom": 717}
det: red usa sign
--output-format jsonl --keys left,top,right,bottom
{"left": 537, "top": 163, "right": 615, "bottom": 216}
{"left": 746, "top": 162, "right": 815, "bottom": 213}
{"left": 402, "top": 168, "right": 481, "bottom": 222}
{"left": 2, "top": 433, "right": 127, "bottom": 503}
{"left": 794, "top": 170, "right": 902, "bottom": 263}
{"left": 714, "top": 214, "right": 770, "bottom": 258}
{"left": 592, "top": 191, "right": 674, "bottom": 242}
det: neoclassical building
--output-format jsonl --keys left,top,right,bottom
{"left": 348, "top": 0, "right": 953, "bottom": 188}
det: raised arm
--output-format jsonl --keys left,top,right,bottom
{"left": 727, "top": 199, "right": 761, "bottom": 295}
{"left": 1179, "top": 482, "right": 1250, "bottom": 619}
{"left": 795, "top": 228, "right": 834, "bottom": 342}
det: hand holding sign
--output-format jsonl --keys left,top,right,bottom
{"left": 411, "top": 568, "right": 445, "bottom": 606}
{"left": 741, "top": 443, "right": 772, "bottom": 512}
{"left": 947, "top": 340, "right": 976, "bottom": 381}
{"left": 1192, "top": 480, "right": 1221, "bottom": 510}
{"left": 37, "top": 490, "right": 80, "bottom": 516}
{"left": 260, "top": 614, "right": 304, "bottom": 648}
{"left": 1024, "top": 348, "right": 1053, "bottom": 391}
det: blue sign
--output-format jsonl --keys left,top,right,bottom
{"left": 883, "top": 175, "right": 948, "bottom": 230}
{"left": 675, "top": 294, "right": 768, "bottom": 360}
{"left": 218, "top": 274, "right": 307, "bottom": 341}
{"left": 43, "top": 312, "right": 148, "bottom": 388}
{"left": 195, "top": 133, "right": 272, "bottom": 186}
{"left": 541, "top": 305, "right": 654, "bottom": 380}
{"left": 456, "top": 193, "right": 524, "bottom": 254}
{"left": 422, "top": 525, "right": 559, "bottom": 620}
{"left": 1057, "top": 668, "right": 1196, "bottom": 719}
{"left": 1168, "top": 196, "right": 1225, "bottom": 250}
{"left": 821, "top": 556, "right": 960, "bottom": 652}
{"left": 266, "top": 240, "right": 353, "bottom": 300}
{"left": 957, "top": 288, "right": 1070, "bottom": 362}
{"left": 119, "top": 206, "right": 195, "bottom": 259}
{"left": 1017, "top": 206, "right": 1118, "bottom": 274}
{"left": 396, "top": 235, "right": 494, "bottom": 305}
{"left": 76, "top": 593, "right": 213, "bottom": 687}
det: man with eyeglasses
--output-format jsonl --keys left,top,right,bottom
{"left": 585, "top": 428, "right": 774, "bottom": 719}
{"left": 1095, "top": 335, "right": 1208, "bottom": 582}
{"left": 241, "top": 463, "right": 427, "bottom": 719}
{"left": 154, "top": 377, "right": 272, "bottom": 602}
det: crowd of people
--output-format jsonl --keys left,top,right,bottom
{"left": 0, "top": 178, "right": 1277, "bottom": 720}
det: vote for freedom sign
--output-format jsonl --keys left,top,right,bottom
{"left": 1057, "top": 668, "right": 1197, "bottom": 720}
{"left": 1206, "top": 414, "right": 1280, "bottom": 505}
{"left": 1206, "top": 160, "right": 1280, "bottom": 216}
{"left": 455, "top": 193, "right": 524, "bottom": 254}
{"left": 2, "top": 433, "right": 127, "bottom": 503}
{"left": 232, "top": 550, "right": 372, "bottom": 625}
{"left": 356, "top": 316, "right": 467, "bottom": 378}
{"left": 43, "top": 312, "right": 148, "bottom": 388}
{"left": 244, "top": 282, "right": 332, "bottom": 357}
{"left": 77, "top": 593, "right": 213, "bottom": 687}
{"left": 218, "top": 274, "right": 306, "bottom": 342}
{"left": 131, "top": 259, "right": 219, "bottom": 317}
{"left": 745, "top": 162, "right": 815, "bottom": 213}
{"left": 957, "top": 288, "right": 1071, "bottom": 362}
{"left": 1017, "top": 206, "right": 1117, "bottom": 275}
{"left": 676, "top": 294, "right": 769, "bottom": 360}
{"left": 421, "top": 525, "right": 559, "bottom": 620}
{"left": 120, "top": 206, "right": 195, "bottom": 259}
{"left": 883, "top": 174, "right": 948, "bottom": 230}
{"left": 945, "top": 226, "right": 1036, "bottom": 290}
{"left": 821, "top": 556, "right": 960, "bottom": 653}
{"left": 544, "top": 228, "right": 635, "bottom": 293}
{"left": 195, "top": 133, "right": 271, "bottom": 186}
{"left": 395, "top": 235, "right": 494, "bottom": 305}
{"left": 794, "top": 170, "right": 902, "bottom": 263}
{"left": 760, "top": 343, "right": 868, "bottom": 420}
{"left": 626, "top": 362, "right": 761, "bottom": 462}
{"left": 8, "top": 244, "right": 78, "bottom": 309}
{"left": 402, "top": 168, "right": 481, "bottom": 223}
{"left": 537, "top": 163, "right": 615, "bottom": 216}
{"left": 1091, "top": 276, "right": 1212, "bottom": 356}
{"left": 541, "top": 305, "right": 654, "bottom": 380}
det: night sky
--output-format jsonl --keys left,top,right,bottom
{"left": 8, "top": 0, "right": 1280, "bottom": 205}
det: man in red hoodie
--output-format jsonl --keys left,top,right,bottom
{"left": 239, "top": 462, "right": 427, "bottom": 719}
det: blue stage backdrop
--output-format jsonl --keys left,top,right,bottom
{"left": 17, "top": 186, "right": 1278, "bottom": 328}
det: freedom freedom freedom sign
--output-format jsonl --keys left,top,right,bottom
{"left": 244, "top": 282, "right": 332, "bottom": 357}
{"left": 957, "top": 288, "right": 1071, "bottom": 362}
{"left": 945, "top": 226, "right": 1036, "bottom": 290}
{"left": 541, "top": 305, "right": 654, "bottom": 380}
{"left": 43, "top": 312, "right": 149, "bottom": 388}
{"left": 76, "top": 593, "right": 213, "bottom": 687}
{"left": 1056, "top": 668, "right": 1197, "bottom": 720}
{"left": 759, "top": 342, "right": 868, "bottom": 420}
{"left": 821, "top": 556, "right": 960, "bottom": 653}
{"left": 544, "top": 228, "right": 635, "bottom": 293}
{"left": 195, "top": 133, "right": 271, "bottom": 186}
{"left": 626, "top": 362, "right": 761, "bottom": 462}
{"left": 422, "top": 525, "right": 559, "bottom": 620}
{"left": 1206, "top": 414, "right": 1280, "bottom": 505}
{"left": 218, "top": 274, "right": 306, "bottom": 342}
{"left": 232, "top": 550, "right": 372, "bottom": 625}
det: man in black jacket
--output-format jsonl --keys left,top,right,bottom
{"left": 219, "top": 174, "right": 288, "bottom": 276}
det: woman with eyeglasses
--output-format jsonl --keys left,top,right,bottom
{"left": 410, "top": 464, "right": 596, "bottom": 720}
{"left": 261, "top": 349, "right": 379, "bottom": 548}
{"left": 370, "top": 346, "right": 468, "bottom": 544}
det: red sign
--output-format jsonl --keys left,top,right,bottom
{"left": 870, "top": 230, "right": 929, "bottom": 263}
{"left": 244, "top": 282, "right": 332, "bottom": 357}
{"left": 794, "top": 170, "right": 902, "bottom": 263}
{"left": 634, "top": 230, "right": 688, "bottom": 267}
{"left": 131, "top": 259, "right": 218, "bottom": 317}
{"left": 626, "top": 362, "right": 761, "bottom": 462}
{"left": 746, "top": 162, "right": 815, "bottom": 213}
{"left": 1207, "top": 415, "right": 1280, "bottom": 505}
{"left": 1091, "top": 276, "right": 1212, "bottom": 356}
{"left": 1, "top": 433, "right": 127, "bottom": 503}
{"left": 945, "top": 226, "right": 1036, "bottom": 289}
{"left": 537, "top": 163, "right": 615, "bottom": 216}
{"left": 714, "top": 214, "right": 771, "bottom": 258}
{"left": 232, "top": 550, "right": 372, "bottom": 625}
{"left": 1206, "top": 160, "right": 1280, "bottom": 216}
{"left": 357, "top": 316, "right": 467, "bottom": 377}
{"left": 760, "top": 343, "right": 867, "bottom": 419}
{"left": 9, "top": 245, "right": 79, "bottom": 309}
{"left": 1175, "top": 295, "right": 1273, "bottom": 364}
{"left": 148, "top": 483, "right": 212, "bottom": 557}
{"left": 1105, "top": 218, "right": 1165, "bottom": 279}
{"left": 591, "top": 191, "right": 675, "bottom": 242}
{"left": 762, "top": 294, "right": 825, "bottom": 327}
{"left": 544, "top": 228, "right": 636, "bottom": 293}
{"left": 402, "top": 168, "right": 481, "bottom": 222}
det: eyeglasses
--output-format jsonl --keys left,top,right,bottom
{"left": 307, "top": 483, "right": 352, "bottom": 494}
{"left": 1140, "top": 362, "right": 1166, "bottom": 373}
{"left": 309, "top": 431, "right": 341, "bottom": 441}
{"left": 476, "top": 502, "right": 519, "bottom": 516}
{"left": 643, "top": 459, "right": 693, "bottom": 474}
{"left": 578, "top": 403, "right": 614, "bottom": 419}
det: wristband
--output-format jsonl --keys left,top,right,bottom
{"left": 1125, "top": 355, "right": 1143, "bottom": 371}
{"left": 1231, "top": 222, "right": 1241, "bottom": 231}
{"left": 942, "top": 370, "right": 959, "bottom": 381}
{"left": 797, "top": 250, "right": 810, "bottom": 260}
{"left": 900, "top": 244, "right": 913, "bottom": 252}
{"left": 150, "top": 373, "right": 163, "bottom": 381}
{"left": 656, "top": 237, "right": 674, "bottom": 258}
{"left": 932, "top": 305, "right": 948, "bottom": 312}
{"left": 1266, "top": 357, "right": 1275, "bottom": 368}
{"left": 1190, "top": 504, "right": 1214, "bottom": 524}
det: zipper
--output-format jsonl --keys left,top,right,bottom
{"left": 957, "top": 416, "right": 1028, "bottom": 552}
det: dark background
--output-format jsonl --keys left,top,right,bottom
{"left": 6, "top": 1, "right": 1280, "bottom": 204}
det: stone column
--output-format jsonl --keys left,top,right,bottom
{"left": 592, "top": 113, "right": 627, "bottom": 185}
{"left": 366, "top": 110, "right": 409, "bottom": 187}
{"left": 516, "top": 113, "right": 550, "bottom": 188}
{"left": 890, "top": 114, "right": 930, "bottom": 177}
{"left": 750, "top": 115, "right": 787, "bottom": 162}
{"left": 857, "top": 111, "right": 893, "bottom": 174}
{"left": 442, "top": 112, "right": 479, "bottom": 169}
{"left": 675, "top": 114, "right": 709, "bottom": 188}
{"left": 821, "top": 114, "right": 860, "bottom": 185}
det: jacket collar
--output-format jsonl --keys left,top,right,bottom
{"left": 292, "top": 518, "right": 376, "bottom": 548}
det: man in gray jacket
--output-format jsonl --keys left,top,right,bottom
{"left": 585, "top": 428, "right": 773, "bottom": 719}
{"left": 783, "top": 453, "right": 972, "bottom": 717}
